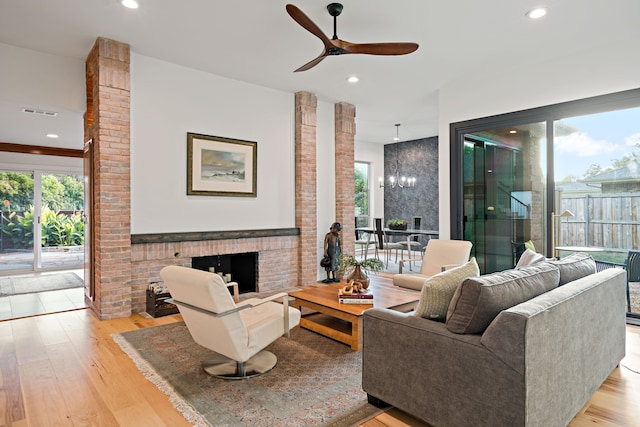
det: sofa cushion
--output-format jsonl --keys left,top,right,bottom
{"left": 515, "top": 248, "right": 545, "bottom": 269}
{"left": 547, "top": 252, "right": 596, "bottom": 285}
{"left": 414, "top": 257, "right": 480, "bottom": 320}
{"left": 445, "top": 263, "right": 560, "bottom": 334}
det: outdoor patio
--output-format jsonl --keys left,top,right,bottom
{"left": 0, "top": 247, "right": 84, "bottom": 271}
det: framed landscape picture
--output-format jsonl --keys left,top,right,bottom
{"left": 187, "top": 133, "right": 257, "bottom": 197}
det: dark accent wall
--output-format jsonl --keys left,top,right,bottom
{"left": 383, "top": 136, "right": 439, "bottom": 231}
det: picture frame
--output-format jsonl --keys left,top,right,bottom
{"left": 187, "top": 132, "right": 257, "bottom": 197}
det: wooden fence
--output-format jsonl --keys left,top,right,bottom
{"left": 559, "top": 193, "right": 640, "bottom": 251}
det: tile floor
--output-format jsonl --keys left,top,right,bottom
{"left": 0, "top": 270, "right": 87, "bottom": 321}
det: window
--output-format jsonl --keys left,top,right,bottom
{"left": 355, "top": 162, "right": 370, "bottom": 227}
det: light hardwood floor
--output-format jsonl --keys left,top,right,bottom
{"left": 0, "top": 287, "right": 638, "bottom": 426}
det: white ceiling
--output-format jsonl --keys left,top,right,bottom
{"left": 1, "top": 0, "right": 639, "bottom": 150}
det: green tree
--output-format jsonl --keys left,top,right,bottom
{"left": 610, "top": 152, "right": 640, "bottom": 170}
{"left": 61, "top": 174, "right": 84, "bottom": 210}
{"left": 558, "top": 175, "right": 581, "bottom": 184}
{"left": 0, "top": 172, "right": 83, "bottom": 212}
{"left": 0, "top": 172, "right": 34, "bottom": 211}
{"left": 582, "top": 164, "right": 604, "bottom": 179}
{"left": 42, "top": 174, "right": 66, "bottom": 211}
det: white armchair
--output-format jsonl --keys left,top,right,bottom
{"left": 160, "top": 265, "right": 301, "bottom": 379}
{"left": 393, "top": 240, "right": 473, "bottom": 290}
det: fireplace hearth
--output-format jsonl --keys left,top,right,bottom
{"left": 192, "top": 252, "right": 258, "bottom": 294}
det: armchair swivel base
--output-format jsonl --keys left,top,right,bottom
{"left": 202, "top": 350, "right": 277, "bottom": 379}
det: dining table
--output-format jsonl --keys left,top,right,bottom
{"left": 355, "top": 227, "right": 439, "bottom": 260}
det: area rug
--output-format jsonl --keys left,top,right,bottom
{"left": 0, "top": 272, "right": 84, "bottom": 296}
{"left": 113, "top": 322, "right": 382, "bottom": 426}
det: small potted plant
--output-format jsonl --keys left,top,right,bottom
{"left": 387, "top": 219, "right": 408, "bottom": 230}
{"left": 338, "top": 254, "right": 384, "bottom": 289}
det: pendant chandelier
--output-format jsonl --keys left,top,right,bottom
{"left": 379, "top": 124, "right": 416, "bottom": 189}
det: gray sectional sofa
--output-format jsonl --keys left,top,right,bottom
{"left": 362, "top": 254, "right": 627, "bottom": 427}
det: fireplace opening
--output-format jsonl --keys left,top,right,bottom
{"left": 192, "top": 252, "right": 258, "bottom": 295}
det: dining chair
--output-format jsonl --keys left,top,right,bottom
{"left": 398, "top": 216, "right": 423, "bottom": 266}
{"left": 355, "top": 217, "right": 377, "bottom": 259}
{"left": 374, "top": 217, "right": 403, "bottom": 268}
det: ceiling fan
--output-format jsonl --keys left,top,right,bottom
{"left": 286, "top": 3, "right": 419, "bottom": 72}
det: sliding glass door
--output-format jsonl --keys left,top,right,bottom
{"left": 0, "top": 170, "right": 84, "bottom": 273}
{"left": 451, "top": 88, "right": 640, "bottom": 318}
{"left": 462, "top": 122, "right": 547, "bottom": 273}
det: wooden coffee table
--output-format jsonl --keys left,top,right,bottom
{"left": 290, "top": 283, "right": 419, "bottom": 350}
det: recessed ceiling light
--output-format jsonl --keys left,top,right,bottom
{"left": 122, "top": 0, "right": 139, "bottom": 9}
{"left": 509, "top": 130, "right": 517, "bottom": 134}
{"left": 526, "top": 8, "right": 547, "bottom": 19}
{"left": 46, "top": 134, "right": 59, "bottom": 139}
{"left": 347, "top": 76, "right": 359, "bottom": 83}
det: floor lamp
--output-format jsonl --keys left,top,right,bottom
{"left": 552, "top": 210, "right": 575, "bottom": 257}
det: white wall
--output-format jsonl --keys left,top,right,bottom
{"left": 438, "top": 42, "right": 640, "bottom": 239}
{"left": 0, "top": 43, "right": 85, "bottom": 112}
{"left": 355, "top": 141, "right": 384, "bottom": 224}
{"left": 0, "top": 153, "right": 82, "bottom": 173}
{"left": 131, "top": 54, "right": 335, "bottom": 234}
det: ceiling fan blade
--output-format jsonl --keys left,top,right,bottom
{"left": 286, "top": 4, "right": 334, "bottom": 50}
{"left": 343, "top": 42, "right": 419, "bottom": 56}
{"left": 294, "top": 52, "right": 328, "bottom": 72}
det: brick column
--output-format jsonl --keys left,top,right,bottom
{"left": 294, "top": 92, "right": 318, "bottom": 286}
{"left": 334, "top": 102, "right": 356, "bottom": 256}
{"left": 85, "top": 38, "right": 132, "bottom": 319}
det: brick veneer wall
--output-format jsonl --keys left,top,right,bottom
{"left": 334, "top": 103, "right": 356, "bottom": 256}
{"left": 295, "top": 92, "right": 319, "bottom": 286}
{"left": 85, "top": 38, "right": 132, "bottom": 320}
{"left": 130, "top": 234, "right": 299, "bottom": 313}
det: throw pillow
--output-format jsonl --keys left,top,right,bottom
{"left": 445, "top": 262, "right": 560, "bottom": 334}
{"left": 414, "top": 257, "right": 480, "bottom": 320}
{"left": 515, "top": 248, "right": 545, "bottom": 269}
{"left": 524, "top": 240, "right": 536, "bottom": 251}
{"left": 547, "top": 252, "right": 596, "bottom": 285}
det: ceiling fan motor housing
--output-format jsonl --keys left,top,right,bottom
{"left": 327, "top": 3, "right": 343, "bottom": 17}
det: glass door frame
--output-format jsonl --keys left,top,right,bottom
{"left": 0, "top": 167, "right": 84, "bottom": 274}
{"left": 450, "top": 88, "right": 640, "bottom": 322}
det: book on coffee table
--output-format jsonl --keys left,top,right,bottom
{"left": 338, "top": 290, "right": 374, "bottom": 304}
{"left": 339, "top": 298, "right": 374, "bottom": 304}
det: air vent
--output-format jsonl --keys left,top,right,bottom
{"left": 21, "top": 107, "right": 58, "bottom": 117}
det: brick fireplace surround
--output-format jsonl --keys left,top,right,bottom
{"left": 130, "top": 229, "right": 299, "bottom": 314}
